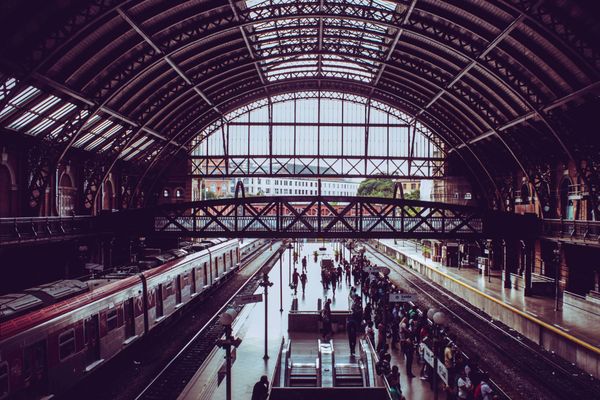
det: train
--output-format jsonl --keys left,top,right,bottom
{"left": 0, "top": 238, "right": 264, "bottom": 400}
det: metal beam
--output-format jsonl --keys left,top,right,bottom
{"left": 145, "top": 196, "right": 539, "bottom": 240}
{"left": 228, "top": 0, "right": 269, "bottom": 91}
{"left": 31, "top": 72, "right": 178, "bottom": 145}
{"left": 371, "top": 0, "right": 417, "bottom": 90}
{"left": 454, "top": 79, "right": 600, "bottom": 149}
{"left": 117, "top": 8, "right": 222, "bottom": 114}
{"left": 317, "top": 0, "right": 324, "bottom": 77}
{"left": 413, "top": 13, "right": 525, "bottom": 119}
{"left": 225, "top": 121, "right": 410, "bottom": 127}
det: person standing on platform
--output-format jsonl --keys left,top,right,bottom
{"left": 346, "top": 317, "right": 358, "bottom": 355}
{"left": 302, "top": 256, "right": 307, "bottom": 273}
{"left": 403, "top": 336, "right": 415, "bottom": 378}
{"left": 365, "top": 321, "right": 375, "bottom": 344}
{"left": 337, "top": 265, "right": 343, "bottom": 286}
{"left": 292, "top": 268, "right": 299, "bottom": 295}
{"left": 474, "top": 374, "right": 494, "bottom": 400}
{"left": 251, "top": 375, "right": 269, "bottom": 400}
{"left": 387, "top": 365, "right": 402, "bottom": 400}
{"left": 457, "top": 368, "right": 473, "bottom": 400}
{"left": 300, "top": 271, "right": 307, "bottom": 294}
{"left": 322, "top": 298, "right": 333, "bottom": 340}
{"left": 376, "top": 322, "right": 386, "bottom": 352}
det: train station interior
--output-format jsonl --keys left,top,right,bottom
{"left": 0, "top": 1, "right": 600, "bottom": 399}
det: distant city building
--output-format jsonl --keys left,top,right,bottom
{"left": 232, "top": 177, "right": 359, "bottom": 196}
{"left": 191, "top": 178, "right": 232, "bottom": 200}
{"left": 396, "top": 179, "right": 421, "bottom": 195}
{"left": 191, "top": 176, "right": 358, "bottom": 199}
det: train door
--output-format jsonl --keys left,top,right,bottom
{"left": 230, "top": 250, "right": 234, "bottom": 269}
{"left": 156, "top": 284, "right": 164, "bottom": 318}
{"left": 22, "top": 340, "right": 47, "bottom": 396}
{"left": 124, "top": 298, "right": 135, "bottom": 338}
{"left": 175, "top": 276, "right": 182, "bottom": 304}
{"left": 84, "top": 314, "right": 101, "bottom": 365}
{"left": 223, "top": 254, "right": 227, "bottom": 272}
{"left": 191, "top": 269, "right": 197, "bottom": 294}
{"left": 203, "top": 262, "right": 208, "bottom": 286}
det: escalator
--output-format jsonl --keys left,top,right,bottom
{"left": 334, "top": 363, "right": 364, "bottom": 387}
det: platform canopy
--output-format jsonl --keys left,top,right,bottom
{"left": 0, "top": 0, "right": 599, "bottom": 190}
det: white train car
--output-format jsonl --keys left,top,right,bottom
{"left": 0, "top": 239, "right": 241, "bottom": 400}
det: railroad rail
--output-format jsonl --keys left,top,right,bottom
{"left": 364, "top": 243, "right": 600, "bottom": 400}
{"left": 134, "top": 243, "right": 284, "bottom": 400}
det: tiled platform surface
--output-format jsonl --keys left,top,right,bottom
{"left": 179, "top": 242, "right": 435, "bottom": 400}
{"left": 375, "top": 239, "right": 600, "bottom": 349}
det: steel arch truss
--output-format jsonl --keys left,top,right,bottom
{"left": 0, "top": 0, "right": 599, "bottom": 197}
{"left": 151, "top": 196, "right": 538, "bottom": 239}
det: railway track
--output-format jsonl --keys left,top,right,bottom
{"left": 364, "top": 242, "right": 600, "bottom": 400}
{"left": 134, "top": 244, "right": 284, "bottom": 400}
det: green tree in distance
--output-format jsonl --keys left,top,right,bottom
{"left": 357, "top": 179, "right": 421, "bottom": 200}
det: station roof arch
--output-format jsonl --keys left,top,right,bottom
{"left": 0, "top": 0, "right": 599, "bottom": 189}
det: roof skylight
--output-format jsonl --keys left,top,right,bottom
{"left": 245, "top": 0, "right": 395, "bottom": 83}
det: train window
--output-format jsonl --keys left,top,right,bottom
{"left": 0, "top": 361, "right": 8, "bottom": 399}
{"left": 106, "top": 309, "right": 118, "bottom": 332}
{"left": 165, "top": 282, "right": 173, "bottom": 295}
{"left": 59, "top": 329, "right": 76, "bottom": 361}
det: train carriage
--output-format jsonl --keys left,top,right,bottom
{"left": 0, "top": 238, "right": 249, "bottom": 400}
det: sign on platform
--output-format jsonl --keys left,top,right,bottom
{"left": 237, "top": 294, "right": 263, "bottom": 305}
{"left": 423, "top": 344, "right": 434, "bottom": 367}
{"left": 389, "top": 293, "right": 416, "bottom": 303}
{"left": 437, "top": 360, "right": 449, "bottom": 385}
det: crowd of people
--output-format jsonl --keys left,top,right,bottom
{"left": 254, "top": 241, "right": 497, "bottom": 400}
{"left": 342, "top": 247, "right": 496, "bottom": 400}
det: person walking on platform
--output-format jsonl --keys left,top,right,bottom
{"left": 321, "top": 269, "right": 329, "bottom": 290}
{"left": 403, "top": 336, "right": 415, "bottom": 378}
{"left": 292, "top": 268, "right": 299, "bottom": 295}
{"left": 346, "top": 317, "right": 358, "bottom": 355}
{"left": 251, "top": 375, "right": 269, "bottom": 400}
{"left": 302, "top": 256, "right": 307, "bottom": 273}
{"left": 300, "top": 271, "right": 307, "bottom": 294}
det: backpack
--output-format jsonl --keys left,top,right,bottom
{"left": 474, "top": 383, "right": 483, "bottom": 400}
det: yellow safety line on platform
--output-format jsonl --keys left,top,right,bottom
{"left": 376, "top": 241, "right": 600, "bottom": 356}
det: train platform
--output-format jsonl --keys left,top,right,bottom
{"left": 178, "top": 242, "right": 435, "bottom": 400}
{"left": 375, "top": 239, "right": 600, "bottom": 349}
